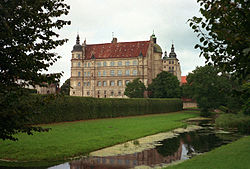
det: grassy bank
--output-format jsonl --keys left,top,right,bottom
{"left": 0, "top": 110, "right": 198, "bottom": 164}
{"left": 166, "top": 136, "right": 250, "bottom": 169}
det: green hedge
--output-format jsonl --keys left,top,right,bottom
{"left": 29, "top": 95, "right": 183, "bottom": 124}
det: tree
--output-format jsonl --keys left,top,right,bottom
{"left": 0, "top": 0, "right": 70, "bottom": 140}
{"left": 60, "top": 78, "right": 70, "bottom": 95}
{"left": 124, "top": 78, "right": 146, "bottom": 98}
{"left": 184, "top": 65, "right": 231, "bottom": 116}
{"left": 148, "top": 71, "right": 181, "bottom": 98}
{"left": 188, "top": 0, "right": 250, "bottom": 82}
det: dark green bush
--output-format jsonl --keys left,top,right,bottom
{"left": 29, "top": 95, "right": 183, "bottom": 124}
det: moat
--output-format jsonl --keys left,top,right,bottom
{"left": 47, "top": 121, "right": 241, "bottom": 169}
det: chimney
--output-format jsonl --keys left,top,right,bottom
{"left": 111, "top": 37, "right": 117, "bottom": 44}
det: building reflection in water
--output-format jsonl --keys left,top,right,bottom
{"left": 70, "top": 140, "right": 183, "bottom": 169}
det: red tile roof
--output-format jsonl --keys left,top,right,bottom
{"left": 85, "top": 41, "right": 150, "bottom": 60}
{"left": 181, "top": 76, "right": 187, "bottom": 84}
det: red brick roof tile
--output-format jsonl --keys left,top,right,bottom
{"left": 85, "top": 41, "right": 150, "bottom": 60}
{"left": 181, "top": 76, "right": 187, "bottom": 84}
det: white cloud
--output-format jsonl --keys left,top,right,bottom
{"left": 47, "top": 0, "right": 205, "bottom": 85}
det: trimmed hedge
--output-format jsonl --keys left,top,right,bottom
{"left": 29, "top": 95, "right": 183, "bottom": 124}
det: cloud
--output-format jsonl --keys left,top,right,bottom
{"left": 48, "top": 0, "right": 204, "bottom": 85}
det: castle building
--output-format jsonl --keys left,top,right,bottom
{"left": 70, "top": 34, "right": 181, "bottom": 98}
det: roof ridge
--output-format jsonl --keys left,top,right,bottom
{"left": 86, "top": 40, "right": 150, "bottom": 46}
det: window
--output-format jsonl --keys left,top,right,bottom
{"left": 84, "top": 82, "right": 87, "bottom": 86}
{"left": 78, "top": 72, "right": 81, "bottom": 77}
{"left": 103, "top": 70, "right": 106, "bottom": 76}
{"left": 84, "top": 72, "right": 87, "bottom": 76}
{"left": 78, "top": 82, "right": 81, "bottom": 86}
{"left": 110, "top": 81, "right": 115, "bottom": 86}
{"left": 169, "top": 67, "right": 171, "bottom": 70}
{"left": 118, "top": 80, "right": 122, "bottom": 86}
{"left": 118, "top": 61, "right": 122, "bottom": 66}
{"left": 88, "top": 62, "right": 90, "bottom": 67}
{"left": 78, "top": 62, "right": 81, "bottom": 67}
{"left": 87, "top": 82, "right": 90, "bottom": 86}
{"left": 110, "top": 61, "right": 115, "bottom": 66}
{"left": 172, "top": 66, "right": 174, "bottom": 70}
{"left": 87, "top": 91, "right": 90, "bottom": 95}
{"left": 125, "top": 61, "right": 130, "bottom": 66}
{"left": 104, "top": 90, "right": 106, "bottom": 94}
{"left": 132, "top": 70, "right": 137, "bottom": 76}
{"left": 164, "top": 61, "right": 166, "bottom": 63}
{"left": 77, "top": 54, "right": 80, "bottom": 59}
{"left": 117, "top": 70, "right": 122, "bottom": 76}
{"left": 103, "top": 61, "right": 107, "bottom": 66}
{"left": 125, "top": 80, "right": 130, "bottom": 85}
{"left": 110, "top": 70, "right": 115, "bottom": 76}
{"left": 72, "top": 54, "right": 74, "bottom": 58}
{"left": 172, "top": 61, "right": 174, "bottom": 64}
{"left": 97, "top": 81, "right": 101, "bottom": 86}
{"left": 118, "top": 91, "right": 121, "bottom": 96}
{"left": 133, "top": 60, "right": 138, "bottom": 65}
{"left": 98, "top": 71, "right": 101, "bottom": 76}
{"left": 169, "top": 61, "right": 171, "bottom": 64}
{"left": 125, "top": 70, "right": 130, "bottom": 76}
{"left": 87, "top": 72, "right": 90, "bottom": 76}
{"left": 103, "top": 81, "right": 107, "bottom": 86}
{"left": 84, "top": 63, "right": 87, "bottom": 67}
{"left": 110, "top": 91, "right": 114, "bottom": 96}
{"left": 97, "top": 62, "right": 101, "bottom": 67}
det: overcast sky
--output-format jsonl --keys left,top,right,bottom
{"left": 48, "top": 0, "right": 206, "bottom": 85}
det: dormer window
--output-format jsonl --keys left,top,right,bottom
{"left": 78, "top": 54, "right": 81, "bottom": 59}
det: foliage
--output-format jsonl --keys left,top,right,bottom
{"left": 239, "top": 82, "right": 250, "bottom": 115}
{"left": 188, "top": 0, "right": 250, "bottom": 82}
{"left": 148, "top": 71, "right": 181, "bottom": 98}
{"left": 184, "top": 65, "right": 231, "bottom": 116}
{"left": 0, "top": 111, "right": 199, "bottom": 163}
{"left": 166, "top": 136, "right": 250, "bottom": 169}
{"left": 60, "top": 78, "right": 70, "bottom": 95}
{"left": 29, "top": 96, "right": 183, "bottom": 124}
{"left": 0, "top": 0, "right": 70, "bottom": 140}
{"left": 124, "top": 78, "right": 146, "bottom": 98}
{"left": 215, "top": 113, "right": 250, "bottom": 134}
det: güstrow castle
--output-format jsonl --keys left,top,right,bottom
{"left": 70, "top": 34, "right": 181, "bottom": 98}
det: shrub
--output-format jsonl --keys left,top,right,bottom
{"left": 29, "top": 95, "right": 183, "bottom": 124}
{"left": 215, "top": 113, "right": 250, "bottom": 134}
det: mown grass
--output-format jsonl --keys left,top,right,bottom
{"left": 0, "top": 111, "right": 198, "bottom": 163}
{"left": 165, "top": 136, "right": 250, "bottom": 169}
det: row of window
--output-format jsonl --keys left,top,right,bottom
{"left": 75, "top": 60, "right": 138, "bottom": 68}
{"left": 85, "top": 90, "right": 123, "bottom": 97}
{"left": 163, "top": 60, "right": 175, "bottom": 64}
{"left": 163, "top": 66, "right": 175, "bottom": 70}
{"left": 77, "top": 80, "right": 131, "bottom": 87}
{"left": 77, "top": 70, "right": 138, "bottom": 77}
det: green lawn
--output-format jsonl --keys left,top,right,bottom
{"left": 166, "top": 136, "right": 250, "bottom": 169}
{"left": 0, "top": 111, "right": 198, "bottom": 163}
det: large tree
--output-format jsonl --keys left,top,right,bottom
{"left": 148, "top": 71, "right": 181, "bottom": 98}
{"left": 188, "top": 0, "right": 250, "bottom": 82}
{"left": 184, "top": 65, "right": 231, "bottom": 116}
{"left": 124, "top": 78, "right": 146, "bottom": 98}
{"left": 60, "top": 78, "right": 70, "bottom": 95}
{"left": 0, "top": 0, "right": 70, "bottom": 140}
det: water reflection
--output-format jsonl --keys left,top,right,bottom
{"left": 68, "top": 128, "right": 240, "bottom": 169}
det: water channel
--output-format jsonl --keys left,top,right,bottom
{"left": 1, "top": 120, "right": 242, "bottom": 169}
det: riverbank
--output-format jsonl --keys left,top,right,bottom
{"left": 0, "top": 110, "right": 199, "bottom": 166}
{"left": 165, "top": 135, "right": 250, "bottom": 169}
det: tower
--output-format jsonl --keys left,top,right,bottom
{"left": 162, "top": 44, "right": 181, "bottom": 82}
{"left": 70, "top": 34, "right": 84, "bottom": 96}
